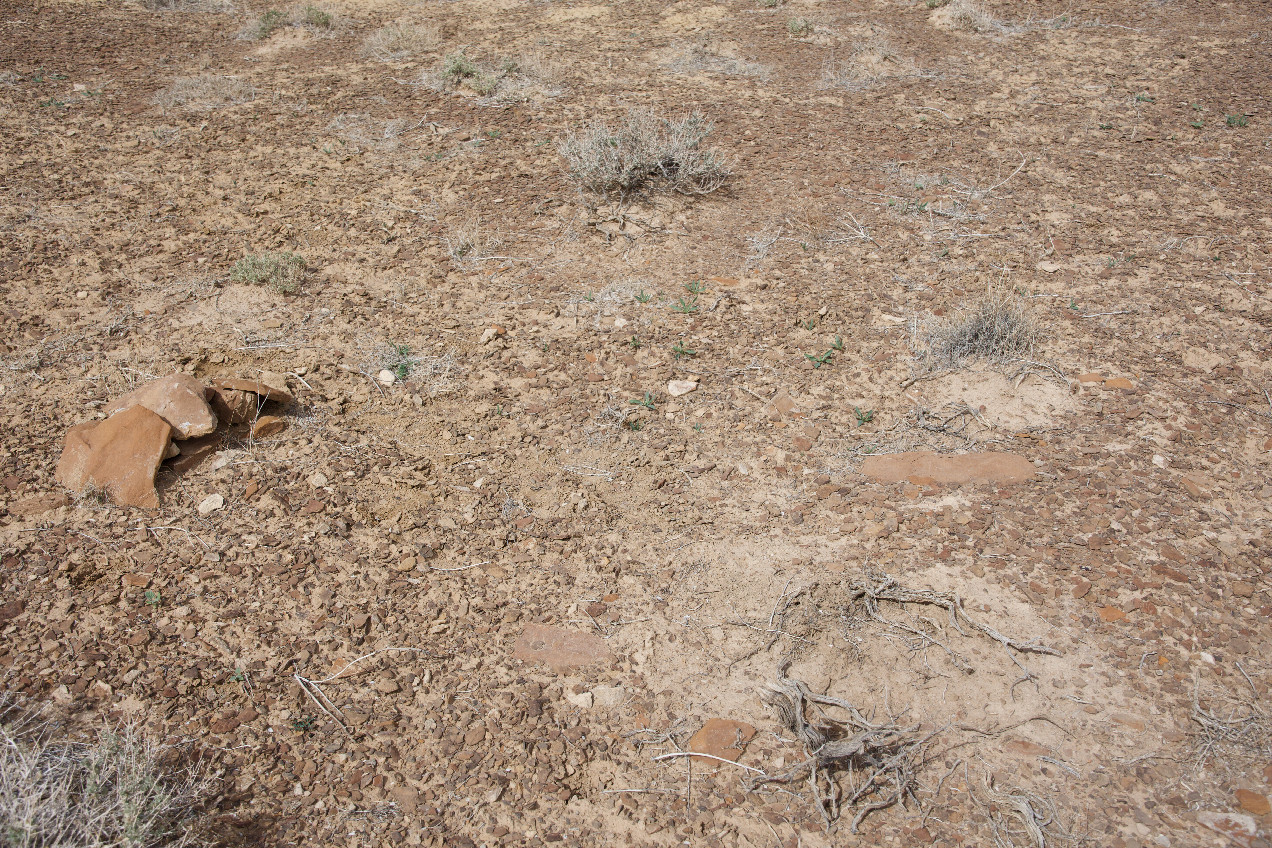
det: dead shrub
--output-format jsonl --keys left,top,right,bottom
{"left": 557, "top": 109, "right": 732, "bottom": 202}
{"left": 945, "top": 0, "right": 1002, "bottom": 32}
{"left": 152, "top": 75, "right": 253, "bottom": 111}
{"left": 361, "top": 22, "right": 439, "bottom": 61}
{"left": 421, "top": 50, "right": 561, "bottom": 104}
{"left": 918, "top": 285, "right": 1041, "bottom": 370}
{"left": 0, "top": 699, "right": 209, "bottom": 848}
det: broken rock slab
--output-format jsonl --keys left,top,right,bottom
{"left": 688, "top": 718, "right": 756, "bottom": 764}
{"left": 105, "top": 374, "right": 217, "bottom": 439}
{"left": 859, "top": 451, "right": 1036, "bottom": 485}
{"left": 512, "top": 623, "right": 610, "bottom": 674}
{"left": 55, "top": 406, "right": 173, "bottom": 508}
{"left": 208, "top": 377, "right": 295, "bottom": 425}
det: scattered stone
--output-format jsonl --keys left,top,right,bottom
{"left": 377, "top": 369, "right": 396, "bottom": 386}
{"left": 1232, "top": 582, "right": 1256, "bottom": 599}
{"left": 168, "top": 433, "right": 221, "bottom": 475}
{"left": 859, "top": 452, "right": 1036, "bottom": 485}
{"left": 667, "top": 380, "right": 698, "bottom": 397}
{"left": 105, "top": 374, "right": 218, "bottom": 439}
{"left": 1004, "top": 739, "right": 1050, "bottom": 757}
{"left": 1180, "top": 477, "right": 1207, "bottom": 500}
{"left": 198, "top": 493, "right": 225, "bottom": 515}
{"left": 55, "top": 406, "right": 173, "bottom": 509}
{"left": 1104, "top": 377, "right": 1135, "bottom": 391}
{"left": 1097, "top": 606, "right": 1127, "bottom": 622}
{"left": 591, "top": 686, "right": 626, "bottom": 708}
{"left": 1075, "top": 373, "right": 1105, "bottom": 383}
{"left": 251, "top": 415, "right": 287, "bottom": 439}
{"left": 0, "top": 600, "right": 25, "bottom": 623}
{"left": 207, "top": 386, "right": 258, "bottom": 425}
{"left": 688, "top": 719, "right": 756, "bottom": 764}
{"left": 564, "top": 690, "right": 594, "bottom": 709}
{"left": 512, "top": 623, "right": 610, "bottom": 674}
{"left": 8, "top": 492, "right": 70, "bottom": 516}
{"left": 1237, "top": 789, "right": 1271, "bottom": 816}
{"left": 1197, "top": 811, "right": 1262, "bottom": 847}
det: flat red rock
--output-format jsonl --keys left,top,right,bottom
{"left": 512, "top": 624, "right": 610, "bottom": 673}
{"left": 859, "top": 452, "right": 1036, "bottom": 485}
{"left": 55, "top": 406, "right": 173, "bottom": 508}
{"left": 687, "top": 718, "right": 756, "bottom": 764}
{"left": 105, "top": 374, "right": 217, "bottom": 439}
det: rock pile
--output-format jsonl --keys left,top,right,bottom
{"left": 55, "top": 373, "right": 293, "bottom": 508}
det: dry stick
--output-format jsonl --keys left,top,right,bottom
{"left": 651, "top": 751, "right": 767, "bottom": 775}
{"left": 293, "top": 647, "right": 428, "bottom": 737}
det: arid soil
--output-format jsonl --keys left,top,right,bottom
{"left": 2, "top": 0, "right": 1271, "bottom": 845}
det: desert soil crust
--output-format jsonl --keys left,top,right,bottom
{"left": 2, "top": 0, "right": 1271, "bottom": 845}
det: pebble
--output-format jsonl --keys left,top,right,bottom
{"left": 198, "top": 493, "right": 225, "bottom": 515}
{"left": 667, "top": 380, "right": 698, "bottom": 397}
{"left": 377, "top": 370, "right": 396, "bottom": 386}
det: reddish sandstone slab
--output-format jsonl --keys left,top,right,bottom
{"left": 105, "top": 374, "right": 217, "bottom": 438}
{"left": 859, "top": 452, "right": 1036, "bottom": 485}
{"left": 512, "top": 624, "right": 609, "bottom": 673}
{"left": 55, "top": 406, "right": 173, "bottom": 508}
{"left": 688, "top": 719, "right": 756, "bottom": 764}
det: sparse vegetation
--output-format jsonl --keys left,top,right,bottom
{"left": 423, "top": 51, "right": 560, "bottom": 104}
{"left": 557, "top": 109, "right": 732, "bottom": 201}
{"left": 443, "top": 217, "right": 503, "bottom": 266}
{"left": 152, "top": 74, "right": 253, "bottom": 111}
{"left": 917, "top": 284, "right": 1041, "bottom": 370}
{"left": 1226, "top": 114, "right": 1249, "bottom": 127}
{"left": 944, "top": 0, "right": 1002, "bottom": 32}
{"left": 247, "top": 8, "right": 286, "bottom": 39}
{"left": 0, "top": 702, "right": 208, "bottom": 848}
{"left": 787, "top": 17, "right": 813, "bottom": 37}
{"left": 229, "top": 252, "right": 306, "bottom": 293}
{"left": 300, "top": 4, "right": 333, "bottom": 29}
{"left": 361, "top": 22, "right": 439, "bottom": 61}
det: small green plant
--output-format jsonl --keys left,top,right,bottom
{"left": 388, "top": 343, "right": 414, "bottom": 380}
{"left": 634, "top": 290, "right": 653, "bottom": 304}
{"left": 854, "top": 407, "right": 874, "bottom": 426}
{"left": 629, "top": 335, "right": 643, "bottom": 349}
{"left": 625, "top": 419, "right": 644, "bottom": 431}
{"left": 303, "top": 5, "right": 333, "bottom": 28}
{"left": 671, "top": 296, "right": 699, "bottom": 314}
{"left": 1134, "top": 93, "right": 1155, "bottom": 103}
{"left": 254, "top": 8, "right": 286, "bottom": 38}
{"left": 925, "top": 0, "right": 950, "bottom": 7}
{"left": 693, "top": 422, "right": 703, "bottom": 432}
{"left": 1226, "top": 114, "right": 1248, "bottom": 128}
{"left": 144, "top": 589, "right": 161, "bottom": 607}
{"left": 831, "top": 335, "right": 845, "bottom": 352}
{"left": 684, "top": 279, "right": 707, "bottom": 295}
{"left": 1190, "top": 119, "right": 1204, "bottom": 128}
{"left": 787, "top": 17, "right": 812, "bottom": 37}
{"left": 671, "top": 341, "right": 696, "bottom": 360}
{"left": 630, "top": 392, "right": 656, "bottom": 410}
{"left": 230, "top": 668, "right": 246, "bottom": 683}
{"left": 229, "top": 252, "right": 306, "bottom": 293}
{"left": 1099, "top": 123, "right": 1113, "bottom": 130}
{"left": 291, "top": 716, "right": 316, "bottom": 733}
{"left": 805, "top": 350, "right": 834, "bottom": 369}
{"left": 802, "top": 317, "right": 817, "bottom": 331}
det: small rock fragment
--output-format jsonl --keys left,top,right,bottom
{"left": 1236, "top": 789, "right": 1271, "bottom": 816}
{"left": 512, "top": 623, "right": 610, "bottom": 673}
{"left": 251, "top": 415, "right": 286, "bottom": 439}
{"left": 667, "top": 380, "right": 698, "bottom": 397}
{"left": 198, "top": 493, "right": 225, "bottom": 515}
{"left": 377, "top": 370, "right": 396, "bottom": 386}
{"left": 688, "top": 719, "right": 756, "bottom": 763}
{"left": 105, "top": 374, "right": 218, "bottom": 439}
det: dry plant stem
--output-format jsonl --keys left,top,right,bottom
{"left": 651, "top": 751, "right": 766, "bottom": 774}
{"left": 293, "top": 647, "right": 428, "bottom": 738}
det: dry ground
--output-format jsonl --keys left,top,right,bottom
{"left": 2, "top": 0, "right": 1271, "bottom": 845}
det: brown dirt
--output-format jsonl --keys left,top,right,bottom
{"left": 2, "top": 0, "right": 1271, "bottom": 846}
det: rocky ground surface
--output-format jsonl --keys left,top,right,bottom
{"left": 2, "top": 0, "right": 1271, "bottom": 845}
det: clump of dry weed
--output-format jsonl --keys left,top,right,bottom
{"left": 361, "top": 22, "right": 439, "bottom": 62}
{"left": 557, "top": 109, "right": 732, "bottom": 202}
{"left": 152, "top": 75, "right": 254, "bottom": 111}
{"left": 917, "top": 285, "right": 1041, "bottom": 371}
{"left": 945, "top": 0, "right": 1002, "bottom": 32}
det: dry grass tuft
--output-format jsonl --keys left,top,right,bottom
{"left": 152, "top": 74, "right": 254, "bottom": 111}
{"left": 945, "top": 0, "right": 1002, "bottom": 32}
{"left": 229, "top": 252, "right": 306, "bottom": 294}
{"left": 443, "top": 217, "right": 504, "bottom": 266}
{"left": 361, "top": 22, "right": 439, "bottom": 62}
{"left": 557, "top": 109, "right": 732, "bottom": 202}
{"left": 0, "top": 699, "right": 209, "bottom": 848}
{"left": 917, "top": 284, "right": 1041, "bottom": 371}
{"left": 819, "top": 33, "right": 920, "bottom": 90}
{"left": 421, "top": 50, "right": 561, "bottom": 104}
{"left": 667, "top": 42, "right": 770, "bottom": 79}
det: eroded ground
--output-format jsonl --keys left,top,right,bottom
{"left": 2, "top": 0, "right": 1271, "bottom": 845}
